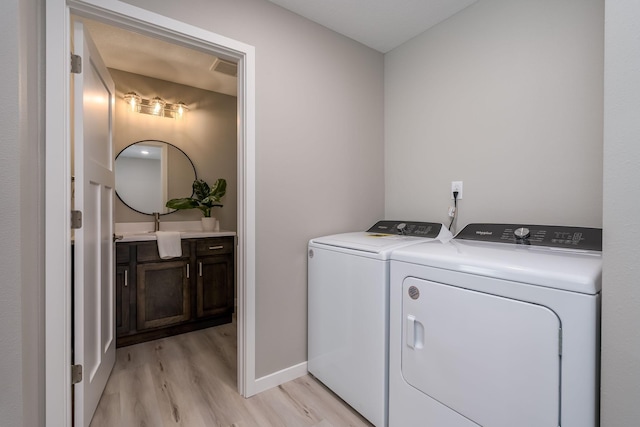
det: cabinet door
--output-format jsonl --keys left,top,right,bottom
{"left": 137, "top": 260, "right": 191, "bottom": 330}
{"left": 115, "top": 265, "right": 130, "bottom": 336}
{"left": 197, "top": 255, "right": 233, "bottom": 318}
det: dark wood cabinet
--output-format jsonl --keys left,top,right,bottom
{"left": 136, "top": 259, "right": 191, "bottom": 330}
{"left": 197, "top": 254, "right": 234, "bottom": 318}
{"left": 115, "top": 265, "right": 130, "bottom": 336}
{"left": 196, "top": 238, "right": 235, "bottom": 319}
{"left": 115, "top": 236, "right": 235, "bottom": 347}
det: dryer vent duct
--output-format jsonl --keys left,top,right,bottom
{"left": 210, "top": 57, "right": 238, "bottom": 76}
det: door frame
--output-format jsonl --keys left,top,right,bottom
{"left": 45, "top": 0, "right": 256, "bottom": 424}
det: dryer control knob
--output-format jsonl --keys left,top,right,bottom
{"left": 514, "top": 227, "right": 530, "bottom": 239}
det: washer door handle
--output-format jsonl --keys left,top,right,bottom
{"left": 406, "top": 315, "right": 424, "bottom": 350}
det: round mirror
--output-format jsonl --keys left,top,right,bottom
{"left": 115, "top": 140, "right": 197, "bottom": 215}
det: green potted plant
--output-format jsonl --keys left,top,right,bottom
{"left": 166, "top": 178, "right": 227, "bottom": 231}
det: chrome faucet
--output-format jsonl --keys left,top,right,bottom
{"left": 153, "top": 212, "right": 160, "bottom": 232}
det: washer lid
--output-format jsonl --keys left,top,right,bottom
{"left": 391, "top": 239, "right": 602, "bottom": 294}
{"left": 310, "top": 222, "right": 451, "bottom": 258}
{"left": 310, "top": 232, "right": 432, "bottom": 255}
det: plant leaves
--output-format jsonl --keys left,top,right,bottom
{"left": 209, "top": 178, "right": 227, "bottom": 199}
{"left": 165, "top": 178, "right": 227, "bottom": 216}
{"left": 192, "top": 179, "right": 210, "bottom": 201}
{"left": 166, "top": 197, "right": 199, "bottom": 210}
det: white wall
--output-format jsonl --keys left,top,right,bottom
{"left": 116, "top": 156, "right": 163, "bottom": 212}
{"left": 385, "top": 0, "right": 604, "bottom": 231}
{"left": 0, "top": 0, "right": 44, "bottom": 425}
{"left": 601, "top": 0, "right": 640, "bottom": 424}
{"left": 122, "top": 0, "right": 385, "bottom": 377}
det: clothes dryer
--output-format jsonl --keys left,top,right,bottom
{"left": 389, "top": 223, "right": 602, "bottom": 427}
{"left": 308, "top": 221, "right": 452, "bottom": 427}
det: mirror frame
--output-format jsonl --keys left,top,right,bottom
{"left": 115, "top": 140, "right": 197, "bottom": 216}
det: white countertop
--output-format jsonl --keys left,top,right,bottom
{"left": 115, "top": 221, "right": 236, "bottom": 242}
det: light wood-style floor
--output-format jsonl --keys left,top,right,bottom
{"left": 90, "top": 320, "right": 373, "bottom": 427}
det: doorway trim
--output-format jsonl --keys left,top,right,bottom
{"left": 45, "top": 0, "right": 256, "bottom": 424}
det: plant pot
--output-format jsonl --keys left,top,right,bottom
{"left": 201, "top": 217, "right": 217, "bottom": 232}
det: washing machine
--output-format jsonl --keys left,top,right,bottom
{"left": 308, "top": 220, "right": 453, "bottom": 427}
{"left": 389, "top": 223, "right": 602, "bottom": 427}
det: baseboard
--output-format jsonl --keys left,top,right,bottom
{"left": 251, "top": 361, "right": 308, "bottom": 395}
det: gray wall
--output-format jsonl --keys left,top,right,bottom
{"left": 111, "top": 69, "right": 238, "bottom": 231}
{"left": 0, "top": 0, "right": 44, "bottom": 425}
{"left": 601, "top": 0, "right": 640, "bottom": 425}
{"left": 385, "top": 0, "right": 604, "bottom": 230}
{"left": 12, "top": 1, "right": 637, "bottom": 424}
{"left": 0, "top": 1, "right": 23, "bottom": 425}
{"left": 122, "top": 0, "right": 385, "bottom": 377}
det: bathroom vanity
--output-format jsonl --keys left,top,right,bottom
{"left": 115, "top": 232, "right": 235, "bottom": 347}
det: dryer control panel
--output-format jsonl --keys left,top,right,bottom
{"left": 456, "top": 223, "right": 602, "bottom": 251}
{"left": 367, "top": 220, "right": 442, "bottom": 238}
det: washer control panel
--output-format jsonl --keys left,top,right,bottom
{"left": 455, "top": 223, "right": 602, "bottom": 251}
{"left": 367, "top": 220, "right": 442, "bottom": 238}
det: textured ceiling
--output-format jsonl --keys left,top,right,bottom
{"left": 267, "top": 0, "right": 477, "bottom": 52}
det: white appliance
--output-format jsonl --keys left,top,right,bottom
{"left": 308, "top": 221, "right": 452, "bottom": 427}
{"left": 389, "top": 223, "right": 602, "bottom": 427}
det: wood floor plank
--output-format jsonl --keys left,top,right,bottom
{"left": 149, "top": 358, "right": 209, "bottom": 427}
{"left": 88, "top": 392, "right": 121, "bottom": 427}
{"left": 90, "top": 322, "right": 373, "bottom": 427}
{"left": 284, "top": 376, "right": 373, "bottom": 427}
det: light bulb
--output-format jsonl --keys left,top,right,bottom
{"left": 123, "top": 92, "right": 141, "bottom": 113}
{"left": 173, "top": 102, "right": 188, "bottom": 119}
{"left": 151, "top": 97, "right": 165, "bottom": 116}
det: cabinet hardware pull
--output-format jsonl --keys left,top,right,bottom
{"left": 208, "top": 245, "right": 224, "bottom": 250}
{"left": 124, "top": 269, "right": 128, "bottom": 287}
{"left": 186, "top": 264, "right": 190, "bottom": 279}
{"left": 199, "top": 261, "right": 203, "bottom": 277}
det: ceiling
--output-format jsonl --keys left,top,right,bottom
{"left": 83, "top": 0, "right": 477, "bottom": 96}
{"left": 83, "top": 19, "right": 238, "bottom": 97}
{"left": 267, "top": 0, "right": 478, "bottom": 53}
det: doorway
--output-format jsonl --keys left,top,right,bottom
{"left": 45, "top": 1, "right": 256, "bottom": 425}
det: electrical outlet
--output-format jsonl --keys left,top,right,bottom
{"left": 451, "top": 181, "right": 463, "bottom": 200}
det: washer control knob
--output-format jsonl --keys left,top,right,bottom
{"left": 397, "top": 223, "right": 407, "bottom": 234}
{"left": 514, "top": 227, "right": 530, "bottom": 239}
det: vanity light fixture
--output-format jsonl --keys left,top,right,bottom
{"left": 122, "top": 91, "right": 190, "bottom": 119}
{"left": 150, "top": 97, "right": 166, "bottom": 116}
{"left": 173, "top": 101, "right": 189, "bottom": 119}
{"left": 124, "top": 91, "right": 141, "bottom": 112}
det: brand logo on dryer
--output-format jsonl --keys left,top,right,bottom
{"left": 476, "top": 231, "right": 493, "bottom": 236}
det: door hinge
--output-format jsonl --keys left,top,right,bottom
{"left": 71, "top": 54, "right": 82, "bottom": 74}
{"left": 71, "top": 364, "right": 83, "bottom": 385}
{"left": 71, "top": 210, "right": 83, "bottom": 229}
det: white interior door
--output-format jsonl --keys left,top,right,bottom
{"left": 73, "top": 19, "right": 116, "bottom": 427}
{"left": 402, "top": 277, "right": 561, "bottom": 427}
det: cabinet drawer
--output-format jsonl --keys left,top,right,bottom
{"left": 116, "top": 243, "right": 130, "bottom": 264}
{"left": 196, "top": 237, "right": 234, "bottom": 256}
{"left": 136, "top": 241, "right": 190, "bottom": 262}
